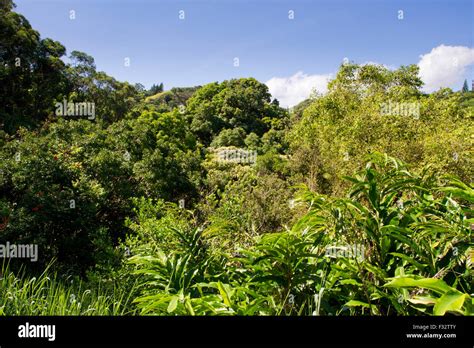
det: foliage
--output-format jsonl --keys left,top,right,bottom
{"left": 0, "top": 110, "right": 202, "bottom": 273}
{"left": 1, "top": 3, "right": 472, "bottom": 317}
{"left": 144, "top": 86, "right": 200, "bottom": 113}
{"left": 288, "top": 64, "right": 473, "bottom": 195}
{"left": 127, "top": 154, "right": 473, "bottom": 316}
{"left": 384, "top": 276, "right": 472, "bottom": 315}
{"left": 185, "top": 78, "right": 288, "bottom": 145}
{"left": 0, "top": 4, "right": 68, "bottom": 133}
{"left": 0, "top": 262, "right": 137, "bottom": 315}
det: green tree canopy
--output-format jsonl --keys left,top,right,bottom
{"left": 186, "top": 78, "right": 287, "bottom": 145}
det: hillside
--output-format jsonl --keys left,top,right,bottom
{"left": 0, "top": 0, "right": 472, "bottom": 317}
{"left": 144, "top": 86, "right": 201, "bottom": 112}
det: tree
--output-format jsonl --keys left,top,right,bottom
{"left": 0, "top": 0, "right": 14, "bottom": 11}
{"left": 148, "top": 83, "right": 164, "bottom": 95}
{"left": 66, "top": 51, "right": 142, "bottom": 124}
{"left": 289, "top": 63, "right": 473, "bottom": 195}
{"left": 185, "top": 78, "right": 288, "bottom": 145}
{"left": 0, "top": 3, "right": 69, "bottom": 133}
{"left": 462, "top": 79, "right": 469, "bottom": 93}
{"left": 210, "top": 127, "right": 246, "bottom": 147}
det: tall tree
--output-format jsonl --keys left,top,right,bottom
{"left": 0, "top": 1, "right": 69, "bottom": 133}
{"left": 148, "top": 83, "right": 164, "bottom": 95}
{"left": 462, "top": 79, "right": 469, "bottom": 93}
{"left": 66, "top": 50, "right": 142, "bottom": 124}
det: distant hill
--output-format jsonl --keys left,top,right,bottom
{"left": 290, "top": 98, "right": 313, "bottom": 121}
{"left": 145, "top": 86, "right": 201, "bottom": 112}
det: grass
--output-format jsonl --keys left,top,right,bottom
{"left": 0, "top": 262, "right": 137, "bottom": 315}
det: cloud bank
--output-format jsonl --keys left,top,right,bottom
{"left": 418, "top": 45, "right": 474, "bottom": 92}
{"left": 266, "top": 45, "right": 474, "bottom": 107}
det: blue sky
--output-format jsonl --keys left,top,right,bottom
{"left": 15, "top": 0, "right": 474, "bottom": 106}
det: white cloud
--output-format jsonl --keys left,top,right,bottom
{"left": 266, "top": 71, "right": 332, "bottom": 108}
{"left": 418, "top": 45, "right": 474, "bottom": 92}
{"left": 266, "top": 46, "right": 474, "bottom": 106}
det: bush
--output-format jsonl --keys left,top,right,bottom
{"left": 128, "top": 154, "right": 473, "bottom": 316}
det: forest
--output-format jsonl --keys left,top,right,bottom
{"left": 0, "top": 0, "right": 473, "bottom": 316}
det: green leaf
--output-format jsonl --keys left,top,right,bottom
{"left": 167, "top": 296, "right": 178, "bottom": 313}
{"left": 408, "top": 296, "right": 437, "bottom": 306}
{"left": 345, "top": 300, "right": 374, "bottom": 309}
{"left": 433, "top": 291, "right": 468, "bottom": 315}
{"left": 384, "top": 277, "right": 454, "bottom": 295}
{"left": 216, "top": 282, "right": 233, "bottom": 307}
{"left": 388, "top": 253, "right": 426, "bottom": 271}
{"left": 184, "top": 298, "right": 195, "bottom": 316}
{"left": 438, "top": 187, "right": 474, "bottom": 203}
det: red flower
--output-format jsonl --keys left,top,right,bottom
{"left": 0, "top": 217, "right": 8, "bottom": 230}
{"left": 32, "top": 205, "right": 41, "bottom": 212}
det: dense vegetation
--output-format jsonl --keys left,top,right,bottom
{"left": 0, "top": 1, "right": 472, "bottom": 316}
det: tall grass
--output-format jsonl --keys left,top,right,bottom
{"left": 0, "top": 262, "right": 138, "bottom": 315}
